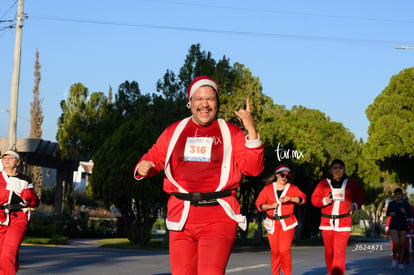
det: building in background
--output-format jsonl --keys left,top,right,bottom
{"left": 73, "top": 160, "right": 94, "bottom": 191}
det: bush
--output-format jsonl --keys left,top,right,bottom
{"left": 26, "top": 204, "right": 60, "bottom": 237}
{"left": 26, "top": 203, "right": 119, "bottom": 238}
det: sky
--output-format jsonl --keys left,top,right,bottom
{"left": 1, "top": 0, "right": 413, "bottom": 143}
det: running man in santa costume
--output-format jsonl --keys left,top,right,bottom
{"left": 311, "top": 159, "right": 364, "bottom": 275}
{"left": 256, "top": 164, "right": 306, "bottom": 275}
{"left": 134, "top": 76, "right": 264, "bottom": 275}
{"left": 0, "top": 150, "right": 39, "bottom": 275}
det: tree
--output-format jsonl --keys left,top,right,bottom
{"left": 115, "top": 81, "right": 143, "bottom": 118}
{"left": 57, "top": 83, "right": 111, "bottom": 159}
{"left": 91, "top": 82, "right": 168, "bottom": 246}
{"left": 365, "top": 67, "right": 414, "bottom": 185}
{"left": 27, "top": 49, "right": 43, "bottom": 199}
{"left": 56, "top": 83, "right": 112, "bottom": 217}
{"left": 257, "top": 105, "right": 365, "bottom": 238}
{"left": 91, "top": 113, "right": 166, "bottom": 246}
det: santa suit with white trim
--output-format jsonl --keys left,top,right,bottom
{"left": 134, "top": 76, "right": 264, "bottom": 275}
{"left": 0, "top": 151, "right": 39, "bottom": 275}
{"left": 256, "top": 165, "right": 306, "bottom": 275}
{"left": 311, "top": 163, "right": 364, "bottom": 275}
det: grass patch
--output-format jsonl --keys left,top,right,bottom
{"left": 96, "top": 238, "right": 135, "bottom": 249}
{"left": 23, "top": 235, "right": 68, "bottom": 245}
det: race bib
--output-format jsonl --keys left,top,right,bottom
{"left": 264, "top": 217, "right": 275, "bottom": 234}
{"left": 184, "top": 137, "right": 213, "bottom": 162}
{"left": 331, "top": 188, "right": 345, "bottom": 201}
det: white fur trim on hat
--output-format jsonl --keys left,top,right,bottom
{"left": 1, "top": 150, "right": 20, "bottom": 160}
{"left": 188, "top": 78, "right": 219, "bottom": 99}
{"left": 275, "top": 165, "right": 291, "bottom": 174}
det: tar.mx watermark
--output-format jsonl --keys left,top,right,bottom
{"left": 275, "top": 143, "right": 304, "bottom": 161}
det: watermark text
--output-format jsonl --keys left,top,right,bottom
{"left": 275, "top": 143, "right": 304, "bottom": 161}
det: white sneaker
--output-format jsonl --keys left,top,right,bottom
{"left": 391, "top": 260, "right": 397, "bottom": 269}
{"left": 398, "top": 264, "right": 404, "bottom": 271}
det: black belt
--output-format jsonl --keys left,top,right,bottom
{"left": 0, "top": 204, "right": 23, "bottom": 213}
{"left": 322, "top": 213, "right": 350, "bottom": 219}
{"left": 267, "top": 213, "right": 291, "bottom": 220}
{"left": 172, "top": 190, "right": 233, "bottom": 206}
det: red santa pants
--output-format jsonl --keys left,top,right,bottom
{"left": 0, "top": 212, "right": 28, "bottom": 275}
{"left": 322, "top": 230, "right": 350, "bottom": 275}
{"left": 169, "top": 221, "right": 237, "bottom": 275}
{"left": 267, "top": 222, "right": 295, "bottom": 275}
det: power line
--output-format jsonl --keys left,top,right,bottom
{"left": 0, "top": 0, "right": 17, "bottom": 20}
{"left": 146, "top": 0, "right": 414, "bottom": 25}
{"left": 30, "top": 15, "right": 414, "bottom": 47}
{"left": 0, "top": 1, "right": 18, "bottom": 37}
{"left": 0, "top": 25, "right": 14, "bottom": 31}
{"left": 0, "top": 110, "right": 30, "bottom": 122}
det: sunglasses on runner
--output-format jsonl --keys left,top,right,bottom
{"left": 279, "top": 173, "right": 291, "bottom": 179}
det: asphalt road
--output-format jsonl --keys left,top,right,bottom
{"left": 17, "top": 238, "right": 414, "bottom": 274}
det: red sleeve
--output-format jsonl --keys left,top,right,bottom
{"left": 349, "top": 178, "right": 365, "bottom": 210}
{"left": 134, "top": 123, "right": 175, "bottom": 179}
{"left": 231, "top": 124, "right": 264, "bottom": 177}
{"left": 311, "top": 179, "right": 328, "bottom": 208}
{"left": 20, "top": 188, "right": 40, "bottom": 208}
{"left": 256, "top": 185, "right": 272, "bottom": 211}
{"left": 291, "top": 185, "right": 306, "bottom": 205}
{"left": 0, "top": 175, "right": 10, "bottom": 205}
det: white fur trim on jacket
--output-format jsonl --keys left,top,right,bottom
{"left": 163, "top": 116, "right": 248, "bottom": 231}
{"left": 319, "top": 178, "right": 351, "bottom": 231}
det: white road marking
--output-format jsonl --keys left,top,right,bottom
{"left": 226, "top": 264, "right": 270, "bottom": 273}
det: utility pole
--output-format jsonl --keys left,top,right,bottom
{"left": 8, "top": 0, "right": 24, "bottom": 150}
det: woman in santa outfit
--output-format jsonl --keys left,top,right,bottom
{"left": 134, "top": 76, "right": 264, "bottom": 275}
{"left": 0, "top": 150, "right": 39, "bottom": 275}
{"left": 311, "top": 159, "right": 365, "bottom": 275}
{"left": 256, "top": 164, "right": 306, "bottom": 275}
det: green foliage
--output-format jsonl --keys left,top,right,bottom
{"left": 23, "top": 236, "right": 68, "bottom": 245}
{"left": 28, "top": 50, "right": 44, "bottom": 199}
{"left": 256, "top": 104, "right": 369, "bottom": 238}
{"left": 41, "top": 185, "right": 55, "bottom": 205}
{"left": 57, "top": 83, "right": 112, "bottom": 159}
{"left": 27, "top": 205, "right": 59, "bottom": 238}
{"left": 365, "top": 67, "right": 414, "bottom": 184}
{"left": 152, "top": 218, "right": 166, "bottom": 231}
{"left": 90, "top": 85, "right": 171, "bottom": 245}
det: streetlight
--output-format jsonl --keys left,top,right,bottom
{"left": 395, "top": 46, "right": 414, "bottom": 50}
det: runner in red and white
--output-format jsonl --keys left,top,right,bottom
{"left": 0, "top": 150, "right": 39, "bottom": 275}
{"left": 311, "top": 159, "right": 365, "bottom": 275}
{"left": 256, "top": 164, "right": 306, "bottom": 275}
{"left": 134, "top": 76, "right": 264, "bottom": 275}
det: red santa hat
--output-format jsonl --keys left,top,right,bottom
{"left": 275, "top": 164, "right": 291, "bottom": 174}
{"left": 187, "top": 76, "right": 219, "bottom": 100}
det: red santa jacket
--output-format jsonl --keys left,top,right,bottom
{"left": 311, "top": 177, "right": 364, "bottom": 231}
{"left": 134, "top": 117, "right": 264, "bottom": 231}
{"left": 0, "top": 171, "right": 40, "bottom": 225}
{"left": 256, "top": 183, "right": 306, "bottom": 232}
